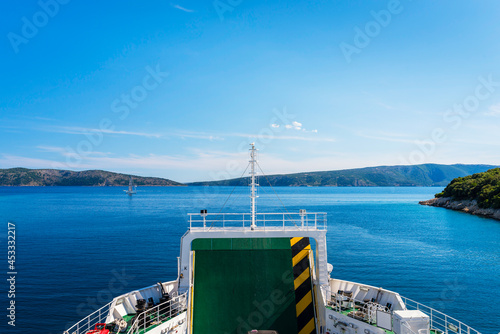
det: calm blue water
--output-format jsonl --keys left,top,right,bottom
{"left": 0, "top": 186, "right": 498, "bottom": 333}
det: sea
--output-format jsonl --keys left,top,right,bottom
{"left": 0, "top": 186, "right": 498, "bottom": 333}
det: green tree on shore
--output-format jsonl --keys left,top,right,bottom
{"left": 435, "top": 168, "right": 500, "bottom": 209}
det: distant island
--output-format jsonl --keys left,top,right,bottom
{"left": 0, "top": 168, "right": 183, "bottom": 186}
{"left": 420, "top": 168, "right": 500, "bottom": 221}
{"left": 188, "top": 164, "right": 497, "bottom": 187}
{"left": 1, "top": 164, "right": 498, "bottom": 188}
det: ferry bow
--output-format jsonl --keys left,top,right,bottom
{"left": 64, "top": 144, "right": 481, "bottom": 334}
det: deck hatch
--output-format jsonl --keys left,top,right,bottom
{"left": 191, "top": 238, "right": 298, "bottom": 334}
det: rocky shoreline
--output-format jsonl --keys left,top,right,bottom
{"left": 419, "top": 197, "right": 500, "bottom": 221}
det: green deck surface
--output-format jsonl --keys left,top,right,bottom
{"left": 121, "top": 312, "right": 186, "bottom": 334}
{"left": 192, "top": 238, "right": 298, "bottom": 334}
{"left": 123, "top": 314, "right": 135, "bottom": 323}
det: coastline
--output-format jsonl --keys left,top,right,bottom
{"left": 419, "top": 197, "right": 500, "bottom": 221}
{"left": 0, "top": 184, "right": 186, "bottom": 187}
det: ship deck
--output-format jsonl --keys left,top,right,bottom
{"left": 326, "top": 306, "right": 443, "bottom": 334}
{"left": 191, "top": 237, "right": 316, "bottom": 334}
{"left": 118, "top": 311, "right": 186, "bottom": 334}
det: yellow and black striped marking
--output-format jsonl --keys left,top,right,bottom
{"left": 290, "top": 237, "right": 316, "bottom": 334}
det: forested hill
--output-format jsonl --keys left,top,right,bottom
{"left": 0, "top": 168, "right": 184, "bottom": 186}
{"left": 188, "top": 164, "right": 498, "bottom": 187}
{"left": 434, "top": 168, "right": 500, "bottom": 209}
{"left": 2, "top": 164, "right": 497, "bottom": 187}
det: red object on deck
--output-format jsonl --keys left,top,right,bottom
{"left": 86, "top": 323, "right": 109, "bottom": 334}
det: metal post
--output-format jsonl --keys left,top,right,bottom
{"left": 249, "top": 143, "right": 258, "bottom": 230}
{"left": 430, "top": 308, "right": 433, "bottom": 330}
{"left": 299, "top": 209, "right": 306, "bottom": 229}
{"left": 201, "top": 210, "right": 207, "bottom": 230}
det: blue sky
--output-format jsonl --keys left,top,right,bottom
{"left": 1, "top": 0, "right": 500, "bottom": 182}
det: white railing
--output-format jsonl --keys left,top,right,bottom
{"left": 188, "top": 212, "right": 327, "bottom": 231}
{"left": 64, "top": 301, "right": 113, "bottom": 334}
{"left": 401, "top": 297, "right": 481, "bottom": 334}
{"left": 325, "top": 291, "right": 481, "bottom": 334}
{"left": 127, "top": 293, "right": 188, "bottom": 334}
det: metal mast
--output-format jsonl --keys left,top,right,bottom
{"left": 249, "top": 143, "right": 258, "bottom": 230}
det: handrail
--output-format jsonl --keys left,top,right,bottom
{"left": 401, "top": 296, "right": 481, "bottom": 334}
{"left": 64, "top": 301, "right": 113, "bottom": 334}
{"left": 126, "top": 293, "right": 188, "bottom": 334}
{"left": 188, "top": 212, "right": 327, "bottom": 231}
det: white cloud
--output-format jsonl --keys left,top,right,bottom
{"left": 356, "top": 131, "right": 416, "bottom": 144}
{"left": 292, "top": 121, "right": 302, "bottom": 130}
{"left": 171, "top": 4, "right": 194, "bottom": 12}
{"left": 175, "top": 130, "right": 332, "bottom": 142}
{"left": 175, "top": 132, "right": 224, "bottom": 141}
{"left": 484, "top": 103, "right": 500, "bottom": 117}
{"left": 37, "top": 145, "right": 68, "bottom": 154}
{"left": 227, "top": 133, "right": 334, "bottom": 142}
{"left": 35, "top": 124, "right": 326, "bottom": 143}
{"left": 0, "top": 154, "right": 73, "bottom": 169}
{"left": 281, "top": 120, "right": 319, "bottom": 132}
{"left": 37, "top": 146, "right": 110, "bottom": 157}
{"left": 48, "top": 126, "right": 163, "bottom": 138}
